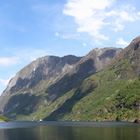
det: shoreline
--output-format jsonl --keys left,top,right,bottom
{"left": 0, "top": 120, "right": 139, "bottom": 130}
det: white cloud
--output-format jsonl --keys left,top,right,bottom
{"left": 55, "top": 32, "right": 60, "bottom": 37}
{"left": 108, "top": 5, "right": 140, "bottom": 32}
{"left": 54, "top": 31, "right": 80, "bottom": 40}
{"left": 61, "top": 33, "right": 80, "bottom": 39}
{"left": 82, "top": 43, "right": 87, "bottom": 47}
{"left": 63, "top": 0, "right": 112, "bottom": 40}
{"left": 63, "top": 0, "right": 140, "bottom": 41}
{"left": 0, "top": 78, "right": 10, "bottom": 86}
{"left": 0, "top": 57, "right": 19, "bottom": 66}
{"left": 116, "top": 38, "right": 129, "bottom": 47}
{"left": 0, "top": 75, "right": 14, "bottom": 94}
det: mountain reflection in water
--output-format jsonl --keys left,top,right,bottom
{"left": 0, "top": 122, "right": 139, "bottom": 140}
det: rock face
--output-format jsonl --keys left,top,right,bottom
{"left": 46, "top": 48, "right": 121, "bottom": 100}
{"left": 0, "top": 55, "right": 81, "bottom": 114}
{"left": 0, "top": 47, "right": 121, "bottom": 119}
{"left": 4, "top": 55, "right": 81, "bottom": 94}
{"left": 111, "top": 36, "right": 140, "bottom": 79}
{"left": 124, "top": 36, "right": 140, "bottom": 74}
{"left": 43, "top": 37, "right": 140, "bottom": 123}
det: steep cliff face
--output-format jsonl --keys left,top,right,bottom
{"left": 46, "top": 48, "right": 122, "bottom": 100}
{"left": 0, "top": 55, "right": 81, "bottom": 115}
{"left": 53, "top": 36, "right": 140, "bottom": 122}
{"left": 123, "top": 36, "right": 140, "bottom": 75}
{"left": 4, "top": 55, "right": 81, "bottom": 94}
{"left": 83, "top": 47, "right": 121, "bottom": 70}
{"left": 0, "top": 47, "right": 121, "bottom": 119}
{"left": 2, "top": 36, "right": 140, "bottom": 122}
{"left": 110, "top": 36, "right": 140, "bottom": 79}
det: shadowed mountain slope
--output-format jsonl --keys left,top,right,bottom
{"left": 0, "top": 47, "right": 122, "bottom": 120}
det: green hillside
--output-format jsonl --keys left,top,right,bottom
{"left": 0, "top": 115, "right": 9, "bottom": 122}
{"left": 2, "top": 36, "right": 140, "bottom": 122}
{"left": 62, "top": 71, "right": 140, "bottom": 122}
{"left": 19, "top": 55, "right": 140, "bottom": 122}
{"left": 34, "top": 38, "right": 140, "bottom": 122}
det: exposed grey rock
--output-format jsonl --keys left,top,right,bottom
{"left": 3, "top": 55, "right": 81, "bottom": 94}
{"left": 0, "top": 55, "right": 81, "bottom": 114}
{"left": 46, "top": 48, "right": 122, "bottom": 100}
{"left": 0, "top": 47, "right": 121, "bottom": 118}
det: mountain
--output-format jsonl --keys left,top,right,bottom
{"left": 0, "top": 55, "right": 81, "bottom": 116}
{"left": 56, "top": 36, "right": 140, "bottom": 122}
{"left": 4, "top": 55, "right": 81, "bottom": 94}
{"left": 3, "top": 35, "right": 140, "bottom": 122}
{"left": 0, "top": 47, "right": 121, "bottom": 120}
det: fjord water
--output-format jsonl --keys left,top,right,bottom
{"left": 0, "top": 122, "right": 140, "bottom": 140}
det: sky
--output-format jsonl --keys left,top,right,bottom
{"left": 0, "top": 0, "right": 140, "bottom": 94}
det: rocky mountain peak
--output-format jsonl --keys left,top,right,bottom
{"left": 118, "top": 36, "right": 140, "bottom": 60}
{"left": 3, "top": 55, "right": 81, "bottom": 95}
{"left": 1, "top": 36, "right": 140, "bottom": 121}
{"left": 85, "top": 47, "right": 122, "bottom": 70}
{"left": 0, "top": 47, "right": 121, "bottom": 118}
{"left": 130, "top": 36, "right": 140, "bottom": 50}
{"left": 86, "top": 47, "right": 121, "bottom": 59}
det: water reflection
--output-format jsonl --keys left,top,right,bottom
{"left": 0, "top": 123, "right": 140, "bottom": 140}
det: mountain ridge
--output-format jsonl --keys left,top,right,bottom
{"left": 4, "top": 37, "right": 140, "bottom": 121}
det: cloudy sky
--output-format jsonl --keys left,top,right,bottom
{"left": 0, "top": 0, "right": 140, "bottom": 93}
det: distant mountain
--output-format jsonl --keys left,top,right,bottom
{"left": 0, "top": 47, "right": 121, "bottom": 120}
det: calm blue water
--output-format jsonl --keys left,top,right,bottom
{"left": 0, "top": 121, "right": 139, "bottom": 140}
